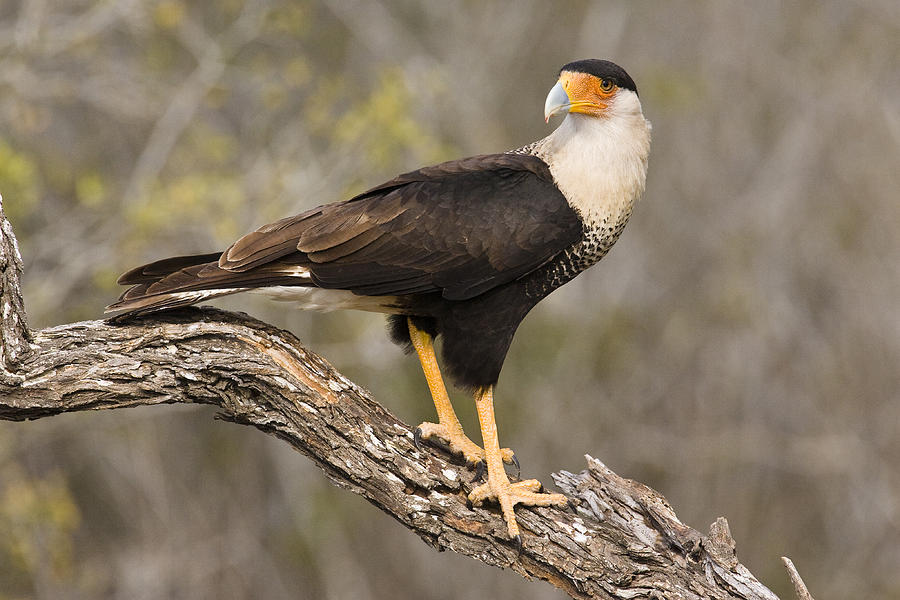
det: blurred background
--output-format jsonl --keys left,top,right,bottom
{"left": 1, "top": 1, "right": 898, "bottom": 598}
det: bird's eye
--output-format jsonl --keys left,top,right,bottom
{"left": 599, "top": 79, "right": 615, "bottom": 93}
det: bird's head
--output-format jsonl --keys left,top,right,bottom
{"left": 544, "top": 59, "right": 641, "bottom": 123}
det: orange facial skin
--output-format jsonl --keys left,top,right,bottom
{"left": 559, "top": 70, "right": 617, "bottom": 117}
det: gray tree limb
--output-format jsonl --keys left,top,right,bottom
{"left": 0, "top": 194, "right": 33, "bottom": 383}
{"left": 0, "top": 197, "right": 805, "bottom": 599}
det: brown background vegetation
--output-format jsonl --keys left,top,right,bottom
{"left": 1, "top": 1, "right": 898, "bottom": 598}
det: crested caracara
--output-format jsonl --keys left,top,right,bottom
{"left": 108, "top": 59, "right": 652, "bottom": 544}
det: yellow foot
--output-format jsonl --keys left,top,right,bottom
{"left": 468, "top": 476, "right": 568, "bottom": 539}
{"left": 415, "top": 422, "right": 516, "bottom": 468}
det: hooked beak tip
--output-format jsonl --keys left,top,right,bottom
{"left": 543, "top": 80, "right": 571, "bottom": 123}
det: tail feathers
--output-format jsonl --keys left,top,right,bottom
{"left": 105, "top": 286, "right": 246, "bottom": 316}
{"left": 107, "top": 252, "right": 312, "bottom": 316}
{"left": 117, "top": 253, "right": 224, "bottom": 285}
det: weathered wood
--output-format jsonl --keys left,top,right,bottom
{"left": 0, "top": 199, "right": 803, "bottom": 599}
{"left": 0, "top": 194, "right": 33, "bottom": 383}
{"left": 782, "top": 558, "right": 816, "bottom": 600}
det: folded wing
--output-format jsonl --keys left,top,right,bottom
{"left": 110, "top": 153, "right": 582, "bottom": 314}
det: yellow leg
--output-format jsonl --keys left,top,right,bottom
{"left": 468, "top": 385, "right": 568, "bottom": 540}
{"left": 408, "top": 318, "right": 514, "bottom": 466}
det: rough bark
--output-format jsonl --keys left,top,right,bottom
{"left": 0, "top": 194, "right": 33, "bottom": 383}
{"left": 0, "top": 199, "right": 805, "bottom": 599}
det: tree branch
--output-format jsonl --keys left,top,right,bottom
{"left": 0, "top": 200, "right": 804, "bottom": 599}
{"left": 0, "top": 194, "right": 33, "bottom": 382}
{"left": 781, "top": 558, "right": 816, "bottom": 600}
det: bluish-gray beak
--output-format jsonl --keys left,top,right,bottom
{"left": 544, "top": 80, "right": 571, "bottom": 122}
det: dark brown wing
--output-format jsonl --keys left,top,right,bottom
{"left": 109, "top": 153, "right": 582, "bottom": 314}
{"left": 220, "top": 153, "right": 582, "bottom": 301}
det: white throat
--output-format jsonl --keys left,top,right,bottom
{"left": 534, "top": 91, "right": 651, "bottom": 228}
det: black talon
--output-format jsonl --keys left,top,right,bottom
{"left": 471, "top": 460, "right": 486, "bottom": 483}
{"left": 413, "top": 427, "right": 424, "bottom": 450}
{"left": 512, "top": 534, "right": 523, "bottom": 556}
{"left": 566, "top": 498, "right": 579, "bottom": 512}
{"left": 510, "top": 453, "right": 520, "bottom": 479}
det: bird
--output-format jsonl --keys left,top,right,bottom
{"left": 108, "top": 59, "right": 651, "bottom": 544}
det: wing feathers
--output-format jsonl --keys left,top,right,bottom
{"left": 297, "top": 197, "right": 407, "bottom": 252}
{"left": 113, "top": 153, "right": 581, "bottom": 314}
{"left": 306, "top": 227, "right": 385, "bottom": 262}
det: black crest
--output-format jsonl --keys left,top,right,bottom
{"left": 560, "top": 59, "right": 638, "bottom": 95}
